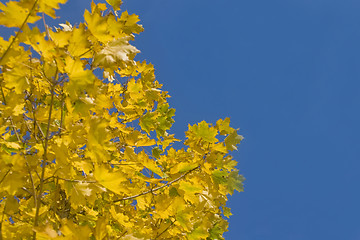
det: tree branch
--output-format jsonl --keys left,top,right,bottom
{"left": 113, "top": 166, "right": 200, "bottom": 203}
{"left": 0, "top": 169, "right": 10, "bottom": 185}
{"left": 155, "top": 220, "right": 176, "bottom": 239}
{"left": 33, "top": 70, "right": 57, "bottom": 237}
{"left": 57, "top": 177, "right": 96, "bottom": 183}
{"left": 0, "top": 0, "right": 39, "bottom": 64}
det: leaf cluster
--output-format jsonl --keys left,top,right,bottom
{"left": 0, "top": 0, "right": 244, "bottom": 239}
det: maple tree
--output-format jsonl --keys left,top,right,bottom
{"left": 0, "top": 0, "right": 244, "bottom": 239}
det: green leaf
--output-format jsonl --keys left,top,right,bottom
{"left": 227, "top": 171, "right": 245, "bottom": 194}
{"left": 224, "top": 129, "right": 243, "bottom": 151}
{"left": 188, "top": 225, "right": 209, "bottom": 240}
{"left": 222, "top": 206, "right": 232, "bottom": 218}
{"left": 152, "top": 146, "right": 162, "bottom": 158}
{"left": 187, "top": 121, "right": 218, "bottom": 143}
{"left": 216, "top": 117, "right": 234, "bottom": 135}
{"left": 106, "top": 0, "right": 122, "bottom": 11}
{"left": 212, "top": 170, "right": 228, "bottom": 184}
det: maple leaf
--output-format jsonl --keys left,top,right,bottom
{"left": 93, "top": 38, "right": 139, "bottom": 70}
{"left": 0, "top": 1, "right": 40, "bottom": 28}
{"left": 225, "top": 129, "right": 243, "bottom": 151}
{"left": 106, "top": 0, "right": 123, "bottom": 11}
{"left": 0, "top": 0, "right": 244, "bottom": 239}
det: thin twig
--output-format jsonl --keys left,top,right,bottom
{"left": 0, "top": 0, "right": 39, "bottom": 64}
{"left": 0, "top": 86, "right": 6, "bottom": 105}
{"left": 78, "top": 49, "right": 92, "bottom": 58}
{"left": 26, "top": 163, "right": 37, "bottom": 206}
{"left": 119, "top": 230, "right": 128, "bottom": 238}
{"left": 21, "top": 187, "right": 33, "bottom": 196}
{"left": 57, "top": 177, "right": 96, "bottom": 183}
{"left": 9, "top": 118, "right": 22, "bottom": 144}
{"left": 59, "top": 93, "right": 65, "bottom": 135}
{"left": 0, "top": 169, "right": 10, "bottom": 185}
{"left": 33, "top": 69, "right": 57, "bottom": 235}
{"left": 36, "top": 121, "right": 46, "bottom": 140}
{"left": 42, "top": 13, "right": 51, "bottom": 40}
{"left": 154, "top": 220, "right": 175, "bottom": 239}
{"left": 113, "top": 166, "right": 200, "bottom": 203}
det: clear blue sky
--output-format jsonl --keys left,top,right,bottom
{"left": 117, "top": 1, "right": 360, "bottom": 239}
{"left": 4, "top": 0, "right": 360, "bottom": 239}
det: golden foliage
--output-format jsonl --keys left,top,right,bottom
{"left": 0, "top": 0, "right": 244, "bottom": 239}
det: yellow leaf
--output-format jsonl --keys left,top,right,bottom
{"left": 4, "top": 142, "right": 21, "bottom": 149}
{"left": 94, "top": 165, "right": 128, "bottom": 195}
{"left": 179, "top": 181, "right": 203, "bottom": 194}
{"left": 2, "top": 66, "right": 29, "bottom": 94}
{"left": 187, "top": 121, "right": 218, "bottom": 143}
{"left": 94, "top": 216, "right": 107, "bottom": 240}
{"left": 84, "top": 7, "right": 112, "bottom": 42}
{"left": 64, "top": 56, "right": 96, "bottom": 98}
{"left": 38, "top": 0, "right": 67, "bottom": 18}
{"left": 216, "top": 117, "right": 234, "bottom": 135}
{"left": 34, "top": 225, "right": 58, "bottom": 239}
{"left": 93, "top": 38, "right": 139, "bottom": 69}
{"left": 68, "top": 24, "right": 91, "bottom": 57}
{"left": 170, "top": 162, "right": 198, "bottom": 174}
{"left": 225, "top": 129, "right": 243, "bottom": 151}
{"left": 106, "top": 0, "right": 122, "bottom": 11}
{"left": 50, "top": 25, "right": 71, "bottom": 48}
{"left": 188, "top": 225, "right": 209, "bottom": 240}
{"left": 137, "top": 151, "right": 163, "bottom": 176}
{"left": 0, "top": 1, "right": 40, "bottom": 28}
{"left": 211, "top": 142, "right": 227, "bottom": 153}
{"left": 59, "top": 219, "right": 92, "bottom": 239}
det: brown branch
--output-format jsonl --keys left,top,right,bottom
{"left": 78, "top": 49, "right": 92, "bottom": 58}
{"left": 26, "top": 163, "right": 37, "bottom": 206}
{"left": 36, "top": 121, "right": 46, "bottom": 140}
{"left": 42, "top": 13, "right": 51, "bottom": 41}
{"left": 9, "top": 118, "right": 22, "bottom": 144}
{"left": 59, "top": 93, "right": 65, "bottom": 135}
{"left": 21, "top": 187, "right": 33, "bottom": 196}
{"left": 155, "top": 220, "right": 176, "bottom": 239}
{"left": 57, "top": 177, "right": 96, "bottom": 183}
{"left": 43, "top": 175, "right": 96, "bottom": 184}
{"left": 0, "top": 86, "right": 6, "bottom": 105}
{"left": 33, "top": 70, "right": 57, "bottom": 236}
{"left": 113, "top": 166, "right": 200, "bottom": 203}
{"left": 0, "top": 169, "right": 10, "bottom": 185}
{"left": 119, "top": 230, "right": 128, "bottom": 239}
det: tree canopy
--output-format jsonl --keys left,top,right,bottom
{"left": 0, "top": 0, "right": 244, "bottom": 239}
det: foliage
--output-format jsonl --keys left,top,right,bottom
{"left": 0, "top": 0, "right": 244, "bottom": 239}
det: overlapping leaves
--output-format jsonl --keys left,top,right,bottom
{"left": 0, "top": 0, "right": 244, "bottom": 239}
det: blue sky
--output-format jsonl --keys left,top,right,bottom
{"left": 118, "top": 1, "right": 360, "bottom": 239}
{"left": 3, "top": 0, "right": 360, "bottom": 239}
